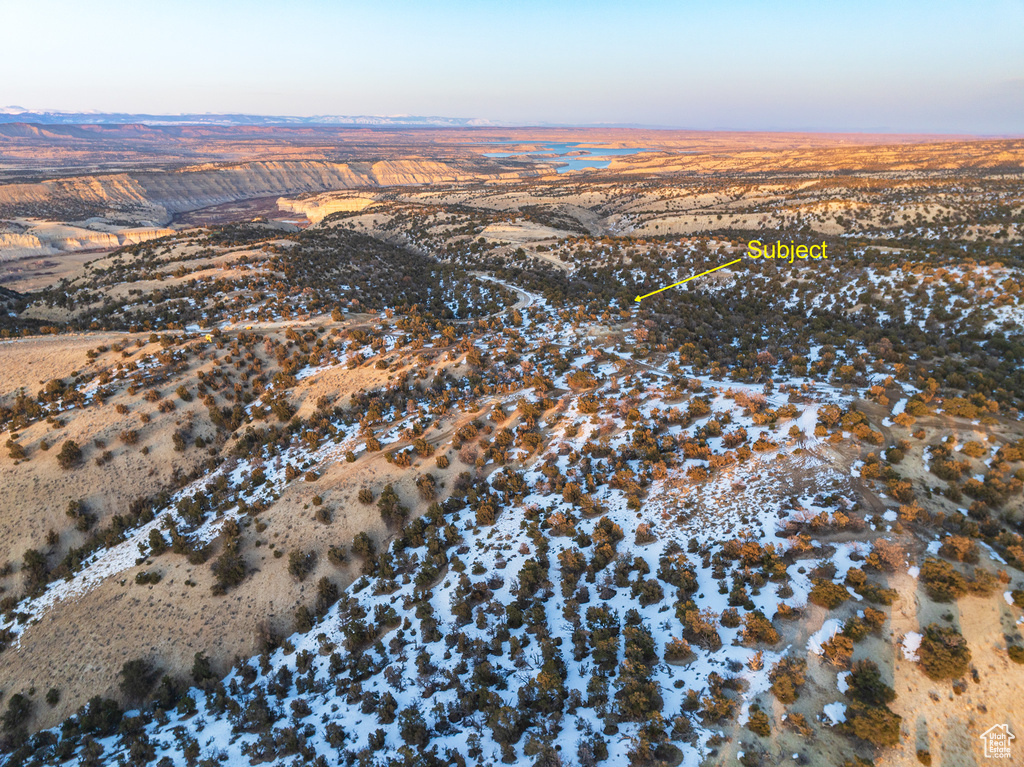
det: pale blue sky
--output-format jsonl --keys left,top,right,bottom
{"left": 3, "top": 0, "right": 1022, "bottom": 132}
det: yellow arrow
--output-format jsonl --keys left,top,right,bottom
{"left": 634, "top": 258, "right": 743, "bottom": 303}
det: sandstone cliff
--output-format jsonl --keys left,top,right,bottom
{"left": 0, "top": 158, "right": 537, "bottom": 260}
{"left": 134, "top": 159, "right": 502, "bottom": 215}
{"left": 0, "top": 159, "right": 532, "bottom": 224}
{"left": 0, "top": 174, "right": 157, "bottom": 214}
{"left": 277, "top": 193, "right": 377, "bottom": 223}
{"left": 0, "top": 223, "right": 174, "bottom": 260}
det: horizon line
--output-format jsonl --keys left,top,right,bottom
{"left": 0, "top": 110, "right": 1018, "bottom": 139}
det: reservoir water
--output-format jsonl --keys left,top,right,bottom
{"left": 481, "top": 142, "right": 652, "bottom": 173}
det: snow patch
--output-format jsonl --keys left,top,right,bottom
{"left": 822, "top": 702, "right": 847, "bottom": 725}
{"left": 808, "top": 619, "right": 842, "bottom": 655}
{"left": 902, "top": 632, "right": 922, "bottom": 661}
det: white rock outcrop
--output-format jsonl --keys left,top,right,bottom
{"left": 0, "top": 223, "right": 174, "bottom": 260}
{"left": 277, "top": 194, "right": 376, "bottom": 223}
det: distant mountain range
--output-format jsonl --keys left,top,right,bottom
{"left": 0, "top": 107, "right": 506, "bottom": 127}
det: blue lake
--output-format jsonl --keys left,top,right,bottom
{"left": 481, "top": 142, "right": 652, "bottom": 173}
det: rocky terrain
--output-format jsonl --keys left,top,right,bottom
{"left": 0, "top": 158, "right": 548, "bottom": 262}
{"left": 0, "top": 130, "right": 1022, "bottom": 767}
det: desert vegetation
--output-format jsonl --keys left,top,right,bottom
{"left": 0, "top": 129, "right": 1022, "bottom": 766}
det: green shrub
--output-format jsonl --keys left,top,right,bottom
{"left": 67, "top": 499, "right": 97, "bottom": 531}
{"left": 809, "top": 579, "right": 848, "bottom": 609}
{"left": 191, "top": 652, "right": 216, "bottom": 688}
{"left": 148, "top": 528, "right": 169, "bottom": 556}
{"left": 352, "top": 532, "right": 375, "bottom": 561}
{"left": 919, "top": 558, "right": 968, "bottom": 602}
{"left": 967, "top": 568, "right": 998, "bottom": 596}
{"left": 720, "top": 607, "right": 741, "bottom": 628}
{"left": 863, "top": 607, "right": 887, "bottom": 632}
{"left": 841, "top": 616, "right": 871, "bottom": 643}
{"left": 746, "top": 704, "right": 771, "bottom": 737}
{"left": 56, "top": 439, "right": 82, "bottom": 469}
{"left": 211, "top": 543, "right": 246, "bottom": 593}
{"left": 327, "top": 544, "right": 347, "bottom": 567}
{"left": 294, "top": 604, "right": 314, "bottom": 633}
{"left": 315, "top": 577, "right": 339, "bottom": 616}
{"left": 377, "top": 484, "right": 408, "bottom": 527}
{"left": 288, "top": 549, "right": 318, "bottom": 582}
{"left": 172, "top": 430, "right": 188, "bottom": 452}
{"left": 821, "top": 634, "right": 855, "bottom": 669}
{"left": 785, "top": 712, "right": 813, "bottom": 736}
{"left": 1, "top": 693, "right": 31, "bottom": 735}
{"left": 134, "top": 570, "right": 163, "bottom": 585}
{"left": 22, "top": 548, "right": 49, "bottom": 595}
{"left": 918, "top": 624, "right": 971, "bottom": 680}
{"left": 846, "top": 569, "right": 899, "bottom": 605}
{"left": 680, "top": 606, "right": 722, "bottom": 651}
{"left": 938, "top": 535, "right": 979, "bottom": 564}
{"left": 741, "top": 610, "right": 780, "bottom": 645}
{"left": 416, "top": 474, "right": 437, "bottom": 501}
{"left": 845, "top": 660, "right": 895, "bottom": 707}
{"left": 769, "top": 656, "right": 807, "bottom": 703}
{"left": 119, "top": 658, "right": 159, "bottom": 702}
{"left": 843, "top": 701, "right": 902, "bottom": 747}
{"left": 663, "top": 637, "right": 693, "bottom": 663}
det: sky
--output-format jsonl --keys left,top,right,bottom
{"left": 2, "top": 0, "right": 1022, "bottom": 133}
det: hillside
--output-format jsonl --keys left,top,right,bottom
{"left": 0, "top": 139, "right": 1022, "bottom": 766}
